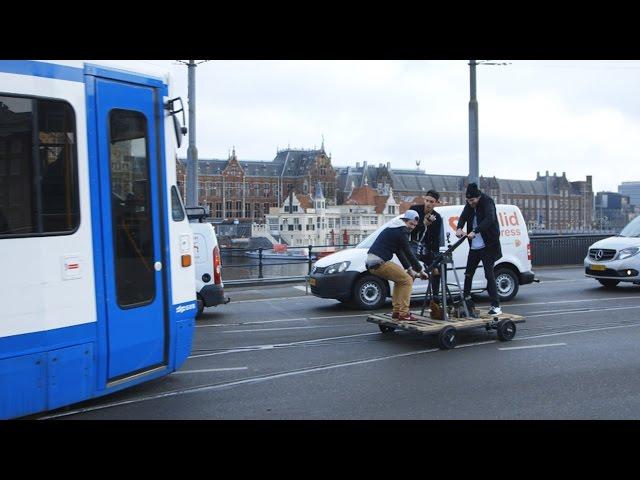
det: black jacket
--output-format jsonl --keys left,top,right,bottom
{"left": 368, "top": 223, "right": 423, "bottom": 272}
{"left": 456, "top": 192, "right": 502, "bottom": 257}
{"left": 409, "top": 204, "right": 444, "bottom": 257}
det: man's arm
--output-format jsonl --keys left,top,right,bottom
{"left": 398, "top": 231, "right": 423, "bottom": 272}
{"left": 456, "top": 204, "right": 471, "bottom": 231}
{"left": 475, "top": 196, "right": 498, "bottom": 233}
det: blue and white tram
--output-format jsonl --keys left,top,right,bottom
{"left": 0, "top": 60, "right": 197, "bottom": 419}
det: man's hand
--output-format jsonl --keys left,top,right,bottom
{"left": 455, "top": 228, "right": 465, "bottom": 238}
{"left": 418, "top": 271, "right": 429, "bottom": 280}
{"left": 432, "top": 267, "right": 439, "bottom": 276}
{"left": 467, "top": 231, "right": 476, "bottom": 239}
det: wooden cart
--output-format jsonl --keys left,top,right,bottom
{"left": 366, "top": 308, "right": 525, "bottom": 349}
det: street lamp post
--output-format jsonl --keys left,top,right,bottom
{"left": 468, "top": 60, "right": 479, "bottom": 185}
{"left": 468, "top": 60, "right": 510, "bottom": 186}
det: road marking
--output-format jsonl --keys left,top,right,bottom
{"left": 516, "top": 322, "right": 640, "bottom": 340}
{"left": 173, "top": 367, "right": 248, "bottom": 374}
{"left": 527, "top": 305, "right": 640, "bottom": 318}
{"left": 196, "top": 313, "right": 369, "bottom": 328}
{"left": 294, "top": 286, "right": 308, "bottom": 291}
{"left": 225, "top": 295, "right": 311, "bottom": 304}
{"left": 498, "top": 343, "right": 566, "bottom": 351}
{"left": 40, "top": 347, "right": 441, "bottom": 419}
{"left": 222, "top": 324, "right": 361, "bottom": 333}
{"left": 189, "top": 332, "right": 379, "bottom": 358}
{"left": 506, "top": 296, "right": 640, "bottom": 308}
{"left": 38, "top": 320, "right": 640, "bottom": 419}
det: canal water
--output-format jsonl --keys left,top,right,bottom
{"left": 220, "top": 251, "right": 313, "bottom": 280}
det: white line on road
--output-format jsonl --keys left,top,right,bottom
{"left": 222, "top": 324, "right": 360, "bottom": 333}
{"left": 507, "top": 296, "right": 640, "bottom": 308}
{"left": 196, "top": 313, "right": 369, "bottom": 328}
{"left": 172, "top": 367, "right": 248, "bottom": 374}
{"left": 41, "top": 347, "right": 441, "bottom": 419}
{"left": 516, "top": 322, "right": 640, "bottom": 341}
{"left": 189, "top": 332, "right": 379, "bottom": 358}
{"left": 526, "top": 305, "right": 640, "bottom": 318}
{"left": 498, "top": 343, "right": 567, "bottom": 351}
{"left": 294, "top": 286, "right": 308, "bottom": 292}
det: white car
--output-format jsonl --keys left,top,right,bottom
{"left": 309, "top": 204, "right": 536, "bottom": 309}
{"left": 584, "top": 215, "right": 640, "bottom": 288}
{"left": 187, "top": 207, "right": 230, "bottom": 316}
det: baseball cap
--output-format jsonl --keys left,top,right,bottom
{"left": 402, "top": 209, "right": 420, "bottom": 222}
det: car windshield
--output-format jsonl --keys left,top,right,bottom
{"left": 619, "top": 216, "right": 640, "bottom": 237}
{"left": 356, "top": 215, "right": 404, "bottom": 249}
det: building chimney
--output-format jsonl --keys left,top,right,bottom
{"left": 356, "top": 162, "right": 360, "bottom": 169}
{"left": 562, "top": 172, "right": 566, "bottom": 178}
{"left": 386, "top": 162, "right": 391, "bottom": 170}
{"left": 546, "top": 170, "right": 549, "bottom": 176}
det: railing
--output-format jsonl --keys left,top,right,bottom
{"left": 220, "top": 243, "right": 358, "bottom": 284}
{"left": 220, "top": 234, "right": 618, "bottom": 285}
{"left": 529, "top": 233, "right": 613, "bottom": 266}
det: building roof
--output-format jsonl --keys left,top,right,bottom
{"left": 178, "top": 147, "right": 325, "bottom": 178}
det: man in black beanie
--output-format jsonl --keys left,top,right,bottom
{"left": 455, "top": 183, "right": 503, "bottom": 315}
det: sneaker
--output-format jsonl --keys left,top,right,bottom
{"left": 488, "top": 306, "right": 502, "bottom": 316}
{"left": 398, "top": 313, "right": 419, "bottom": 322}
{"left": 391, "top": 312, "right": 399, "bottom": 319}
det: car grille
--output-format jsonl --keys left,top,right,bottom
{"left": 588, "top": 248, "right": 616, "bottom": 261}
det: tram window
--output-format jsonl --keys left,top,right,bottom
{"left": 0, "top": 95, "right": 79, "bottom": 238}
{"left": 171, "top": 185, "right": 185, "bottom": 221}
{"left": 109, "top": 109, "right": 155, "bottom": 307}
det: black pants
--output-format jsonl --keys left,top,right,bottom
{"left": 420, "top": 251, "right": 441, "bottom": 297}
{"left": 463, "top": 247, "right": 499, "bottom": 307}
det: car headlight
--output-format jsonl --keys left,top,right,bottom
{"left": 325, "top": 261, "right": 350, "bottom": 274}
{"left": 616, "top": 247, "right": 640, "bottom": 260}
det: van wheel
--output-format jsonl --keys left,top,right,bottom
{"left": 352, "top": 275, "right": 387, "bottom": 310}
{"left": 494, "top": 267, "right": 519, "bottom": 302}
{"left": 196, "top": 294, "right": 204, "bottom": 317}
{"left": 597, "top": 279, "right": 620, "bottom": 288}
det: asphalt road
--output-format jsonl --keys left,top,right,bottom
{"left": 39, "top": 266, "right": 640, "bottom": 420}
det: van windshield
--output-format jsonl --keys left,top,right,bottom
{"left": 356, "top": 215, "right": 403, "bottom": 249}
{"left": 619, "top": 216, "right": 640, "bottom": 237}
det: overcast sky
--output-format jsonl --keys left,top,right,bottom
{"left": 138, "top": 60, "right": 640, "bottom": 193}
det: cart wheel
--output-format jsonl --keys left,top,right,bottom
{"left": 497, "top": 320, "right": 516, "bottom": 341}
{"left": 379, "top": 325, "right": 396, "bottom": 333}
{"left": 438, "top": 326, "right": 457, "bottom": 349}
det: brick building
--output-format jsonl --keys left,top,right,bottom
{"left": 177, "top": 145, "right": 336, "bottom": 222}
{"left": 336, "top": 163, "right": 594, "bottom": 230}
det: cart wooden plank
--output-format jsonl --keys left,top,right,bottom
{"left": 367, "top": 309, "right": 524, "bottom": 334}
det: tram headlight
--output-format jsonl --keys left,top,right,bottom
{"left": 325, "top": 261, "right": 350, "bottom": 274}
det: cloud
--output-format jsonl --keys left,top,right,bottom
{"left": 156, "top": 60, "right": 640, "bottom": 193}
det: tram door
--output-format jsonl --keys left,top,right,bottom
{"left": 92, "top": 77, "right": 167, "bottom": 380}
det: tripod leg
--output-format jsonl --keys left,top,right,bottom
{"left": 421, "top": 276, "right": 432, "bottom": 316}
{"left": 450, "top": 264, "right": 470, "bottom": 318}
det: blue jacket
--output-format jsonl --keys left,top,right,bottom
{"left": 368, "top": 220, "right": 423, "bottom": 272}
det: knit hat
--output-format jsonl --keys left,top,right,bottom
{"left": 465, "top": 183, "right": 481, "bottom": 199}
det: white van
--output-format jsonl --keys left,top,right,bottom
{"left": 309, "top": 204, "right": 535, "bottom": 309}
{"left": 187, "top": 207, "right": 230, "bottom": 316}
{"left": 584, "top": 215, "right": 640, "bottom": 288}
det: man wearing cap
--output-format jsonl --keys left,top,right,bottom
{"left": 410, "top": 190, "right": 444, "bottom": 301}
{"left": 455, "top": 183, "right": 503, "bottom": 315}
{"left": 366, "top": 209, "right": 428, "bottom": 321}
